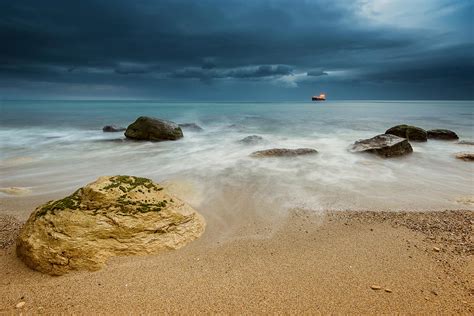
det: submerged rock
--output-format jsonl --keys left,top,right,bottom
{"left": 457, "top": 140, "right": 474, "bottom": 145}
{"left": 178, "top": 123, "right": 203, "bottom": 131}
{"left": 239, "top": 135, "right": 264, "bottom": 144}
{"left": 250, "top": 148, "right": 317, "bottom": 158}
{"left": 350, "top": 134, "right": 413, "bottom": 158}
{"left": 385, "top": 124, "right": 427, "bottom": 142}
{"left": 427, "top": 129, "right": 458, "bottom": 140}
{"left": 125, "top": 116, "right": 183, "bottom": 141}
{"left": 102, "top": 125, "right": 126, "bottom": 132}
{"left": 455, "top": 152, "right": 474, "bottom": 161}
{"left": 16, "top": 176, "right": 205, "bottom": 275}
{"left": 0, "top": 187, "right": 31, "bottom": 196}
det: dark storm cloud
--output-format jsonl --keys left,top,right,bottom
{"left": 0, "top": 0, "right": 472, "bottom": 99}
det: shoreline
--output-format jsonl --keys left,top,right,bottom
{"left": 1, "top": 207, "right": 472, "bottom": 313}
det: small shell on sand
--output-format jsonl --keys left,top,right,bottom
{"left": 0, "top": 187, "right": 31, "bottom": 195}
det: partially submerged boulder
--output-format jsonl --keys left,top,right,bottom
{"left": 250, "top": 148, "right": 317, "bottom": 158}
{"left": 178, "top": 123, "right": 203, "bottom": 131}
{"left": 457, "top": 140, "right": 474, "bottom": 145}
{"left": 350, "top": 134, "right": 413, "bottom": 158}
{"left": 239, "top": 135, "right": 264, "bottom": 144}
{"left": 385, "top": 125, "right": 427, "bottom": 142}
{"left": 102, "top": 125, "right": 126, "bottom": 132}
{"left": 455, "top": 152, "right": 474, "bottom": 161}
{"left": 16, "top": 176, "right": 205, "bottom": 275}
{"left": 427, "top": 129, "right": 459, "bottom": 140}
{"left": 125, "top": 116, "right": 183, "bottom": 141}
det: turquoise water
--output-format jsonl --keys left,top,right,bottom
{"left": 1, "top": 100, "right": 473, "bottom": 211}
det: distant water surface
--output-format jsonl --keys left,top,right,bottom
{"left": 1, "top": 100, "right": 473, "bottom": 213}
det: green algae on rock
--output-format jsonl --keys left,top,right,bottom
{"left": 17, "top": 176, "right": 205, "bottom": 275}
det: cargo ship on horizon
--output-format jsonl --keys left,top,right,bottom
{"left": 312, "top": 93, "right": 326, "bottom": 101}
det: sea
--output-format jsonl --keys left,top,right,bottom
{"left": 1, "top": 100, "right": 473, "bottom": 213}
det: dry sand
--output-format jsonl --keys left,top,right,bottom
{"left": 0, "top": 196, "right": 473, "bottom": 314}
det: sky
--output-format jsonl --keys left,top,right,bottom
{"left": 0, "top": 0, "right": 473, "bottom": 100}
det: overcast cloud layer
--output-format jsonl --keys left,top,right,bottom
{"left": 0, "top": 0, "right": 472, "bottom": 100}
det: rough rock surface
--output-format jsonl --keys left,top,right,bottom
{"left": 455, "top": 152, "right": 474, "bottom": 161}
{"left": 125, "top": 116, "right": 183, "bottom": 141}
{"left": 385, "top": 124, "right": 427, "bottom": 142}
{"left": 178, "top": 123, "right": 203, "bottom": 131}
{"left": 239, "top": 135, "right": 264, "bottom": 144}
{"left": 426, "top": 129, "right": 459, "bottom": 140}
{"left": 16, "top": 176, "right": 205, "bottom": 275}
{"left": 250, "top": 148, "right": 317, "bottom": 158}
{"left": 350, "top": 134, "right": 413, "bottom": 158}
{"left": 102, "top": 125, "right": 126, "bottom": 132}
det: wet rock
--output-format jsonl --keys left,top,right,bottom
{"left": 250, "top": 148, "right": 317, "bottom": 158}
{"left": 102, "top": 125, "right": 126, "bottom": 132}
{"left": 427, "top": 129, "right": 459, "bottom": 140}
{"left": 239, "top": 135, "right": 264, "bottom": 144}
{"left": 350, "top": 134, "right": 413, "bottom": 158}
{"left": 16, "top": 176, "right": 205, "bottom": 275}
{"left": 125, "top": 116, "right": 183, "bottom": 141}
{"left": 455, "top": 152, "right": 474, "bottom": 161}
{"left": 385, "top": 124, "right": 427, "bottom": 142}
{"left": 178, "top": 123, "right": 203, "bottom": 131}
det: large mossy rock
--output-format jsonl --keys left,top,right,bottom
{"left": 16, "top": 176, "right": 205, "bottom": 275}
{"left": 427, "top": 129, "right": 459, "bottom": 140}
{"left": 350, "top": 134, "right": 413, "bottom": 158}
{"left": 250, "top": 148, "right": 317, "bottom": 158}
{"left": 125, "top": 116, "right": 183, "bottom": 141}
{"left": 385, "top": 124, "right": 427, "bottom": 142}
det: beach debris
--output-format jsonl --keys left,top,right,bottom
{"left": 433, "top": 247, "right": 440, "bottom": 252}
{"left": 102, "top": 125, "right": 126, "bottom": 132}
{"left": 15, "top": 301, "right": 26, "bottom": 309}
{"left": 250, "top": 148, "right": 317, "bottom": 158}
{"left": 427, "top": 129, "right": 458, "bottom": 140}
{"left": 239, "top": 135, "right": 264, "bottom": 144}
{"left": 178, "top": 123, "right": 203, "bottom": 131}
{"left": 16, "top": 176, "right": 205, "bottom": 275}
{"left": 125, "top": 116, "right": 183, "bottom": 141}
{"left": 385, "top": 288, "right": 392, "bottom": 293}
{"left": 455, "top": 152, "right": 474, "bottom": 161}
{"left": 370, "top": 285, "right": 382, "bottom": 290}
{"left": 350, "top": 134, "right": 413, "bottom": 158}
{"left": 385, "top": 124, "right": 427, "bottom": 142}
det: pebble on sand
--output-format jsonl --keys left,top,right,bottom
{"left": 370, "top": 285, "right": 382, "bottom": 290}
{"left": 433, "top": 247, "right": 440, "bottom": 252}
{"left": 385, "top": 288, "right": 393, "bottom": 293}
{"left": 15, "top": 301, "right": 26, "bottom": 309}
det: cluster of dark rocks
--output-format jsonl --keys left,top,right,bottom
{"left": 102, "top": 118, "right": 471, "bottom": 161}
{"left": 350, "top": 124, "right": 470, "bottom": 159}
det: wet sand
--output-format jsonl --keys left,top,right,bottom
{"left": 1, "top": 197, "right": 472, "bottom": 314}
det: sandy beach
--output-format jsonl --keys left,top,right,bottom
{"left": 1, "top": 194, "right": 472, "bottom": 314}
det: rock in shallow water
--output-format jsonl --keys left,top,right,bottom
{"left": 455, "top": 152, "right": 474, "bottom": 161}
{"left": 239, "top": 135, "right": 264, "bottom": 144}
{"left": 350, "top": 134, "right": 413, "bottom": 158}
{"left": 16, "top": 176, "right": 205, "bottom": 275}
{"left": 125, "top": 116, "right": 183, "bottom": 141}
{"left": 427, "top": 129, "right": 458, "bottom": 140}
{"left": 178, "top": 123, "right": 203, "bottom": 131}
{"left": 385, "top": 124, "right": 427, "bottom": 142}
{"left": 250, "top": 148, "right": 317, "bottom": 158}
{"left": 102, "top": 125, "right": 126, "bottom": 132}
